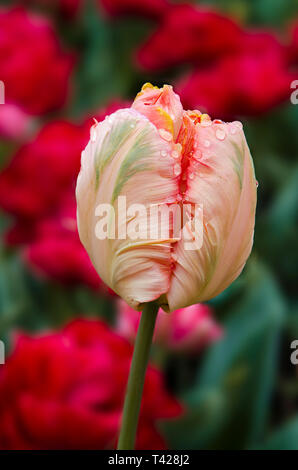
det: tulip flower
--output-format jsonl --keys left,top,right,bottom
{"left": 76, "top": 83, "right": 257, "bottom": 449}
{"left": 117, "top": 299, "right": 223, "bottom": 354}
{"left": 76, "top": 83, "right": 257, "bottom": 312}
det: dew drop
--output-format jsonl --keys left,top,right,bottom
{"left": 213, "top": 119, "right": 223, "bottom": 124}
{"left": 159, "top": 129, "right": 173, "bottom": 142}
{"left": 188, "top": 172, "right": 194, "bottom": 180}
{"left": 230, "top": 126, "right": 236, "bottom": 135}
{"left": 215, "top": 129, "right": 226, "bottom": 140}
{"left": 173, "top": 163, "right": 181, "bottom": 176}
{"left": 171, "top": 150, "right": 179, "bottom": 159}
{"left": 161, "top": 150, "right": 167, "bottom": 157}
{"left": 256, "top": 180, "right": 259, "bottom": 188}
{"left": 204, "top": 140, "right": 210, "bottom": 148}
{"left": 130, "top": 123, "right": 135, "bottom": 128}
{"left": 201, "top": 119, "right": 212, "bottom": 127}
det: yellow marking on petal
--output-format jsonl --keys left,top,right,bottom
{"left": 156, "top": 106, "right": 174, "bottom": 135}
{"left": 135, "top": 82, "right": 159, "bottom": 99}
{"left": 142, "top": 82, "right": 158, "bottom": 91}
{"left": 201, "top": 113, "right": 211, "bottom": 122}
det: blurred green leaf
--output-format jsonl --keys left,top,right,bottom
{"left": 257, "top": 416, "right": 298, "bottom": 450}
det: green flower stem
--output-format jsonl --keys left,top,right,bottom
{"left": 117, "top": 301, "right": 159, "bottom": 450}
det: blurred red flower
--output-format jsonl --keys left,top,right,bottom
{"left": 0, "top": 121, "right": 84, "bottom": 220}
{"left": 0, "top": 101, "right": 127, "bottom": 289}
{"left": 288, "top": 21, "right": 298, "bottom": 65}
{"left": 20, "top": 1, "right": 82, "bottom": 18}
{"left": 25, "top": 192, "right": 102, "bottom": 289}
{"left": 137, "top": 4, "right": 242, "bottom": 71}
{"left": 0, "top": 319, "right": 183, "bottom": 449}
{"left": 117, "top": 300, "right": 222, "bottom": 354}
{"left": 178, "top": 31, "right": 295, "bottom": 119}
{"left": 0, "top": 6, "right": 74, "bottom": 115}
{"left": 99, "top": 0, "right": 169, "bottom": 20}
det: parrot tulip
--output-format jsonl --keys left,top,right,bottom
{"left": 76, "top": 84, "right": 257, "bottom": 312}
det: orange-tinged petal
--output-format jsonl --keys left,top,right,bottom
{"left": 132, "top": 83, "right": 183, "bottom": 140}
{"left": 166, "top": 120, "right": 257, "bottom": 311}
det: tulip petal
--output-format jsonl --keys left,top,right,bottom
{"left": 166, "top": 121, "right": 257, "bottom": 311}
{"left": 77, "top": 108, "right": 181, "bottom": 309}
{"left": 132, "top": 83, "right": 183, "bottom": 140}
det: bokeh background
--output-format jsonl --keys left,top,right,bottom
{"left": 0, "top": 0, "right": 297, "bottom": 450}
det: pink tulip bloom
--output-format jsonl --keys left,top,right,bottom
{"left": 116, "top": 299, "right": 223, "bottom": 353}
{"left": 0, "top": 104, "right": 32, "bottom": 140}
{"left": 76, "top": 84, "right": 257, "bottom": 312}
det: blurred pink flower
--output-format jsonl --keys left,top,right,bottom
{"left": 137, "top": 4, "right": 242, "bottom": 71}
{"left": 0, "top": 6, "right": 74, "bottom": 115}
{"left": 99, "top": 0, "right": 169, "bottom": 20}
{"left": 117, "top": 300, "right": 223, "bottom": 354}
{"left": 0, "top": 104, "right": 32, "bottom": 141}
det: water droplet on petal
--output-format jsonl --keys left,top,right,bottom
{"left": 175, "top": 143, "right": 182, "bottom": 153}
{"left": 159, "top": 129, "right": 173, "bottom": 142}
{"left": 171, "top": 150, "right": 179, "bottom": 159}
{"left": 161, "top": 150, "right": 167, "bottom": 157}
{"left": 130, "top": 123, "right": 135, "bottom": 128}
{"left": 201, "top": 119, "right": 212, "bottom": 127}
{"left": 215, "top": 129, "right": 226, "bottom": 140}
{"left": 256, "top": 180, "right": 259, "bottom": 188}
{"left": 230, "top": 126, "right": 236, "bottom": 135}
{"left": 204, "top": 140, "right": 210, "bottom": 148}
{"left": 173, "top": 163, "right": 181, "bottom": 176}
{"left": 189, "top": 172, "right": 194, "bottom": 180}
{"left": 213, "top": 119, "right": 223, "bottom": 124}
{"left": 195, "top": 149, "right": 202, "bottom": 159}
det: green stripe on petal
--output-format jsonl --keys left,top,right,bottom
{"left": 112, "top": 128, "right": 153, "bottom": 203}
{"left": 94, "top": 118, "right": 138, "bottom": 191}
